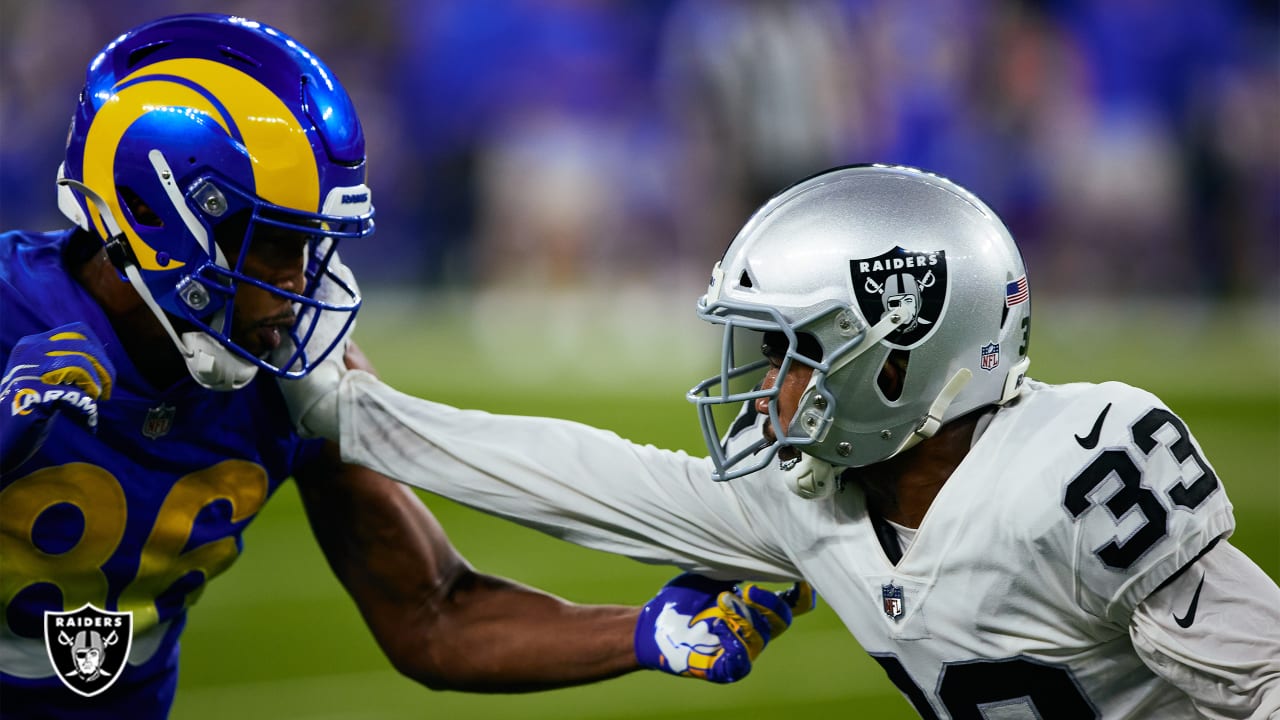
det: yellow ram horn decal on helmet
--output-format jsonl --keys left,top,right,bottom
{"left": 81, "top": 58, "right": 319, "bottom": 271}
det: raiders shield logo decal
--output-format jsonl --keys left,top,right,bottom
{"left": 44, "top": 604, "right": 133, "bottom": 697}
{"left": 850, "top": 246, "right": 948, "bottom": 349}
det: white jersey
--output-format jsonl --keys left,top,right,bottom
{"left": 337, "top": 373, "right": 1279, "bottom": 719}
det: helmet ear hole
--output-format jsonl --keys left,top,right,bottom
{"left": 211, "top": 210, "right": 252, "bottom": 259}
{"left": 877, "top": 349, "right": 910, "bottom": 401}
{"left": 119, "top": 186, "right": 163, "bottom": 228}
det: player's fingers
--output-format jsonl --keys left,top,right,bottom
{"left": 42, "top": 351, "right": 112, "bottom": 401}
{"left": 683, "top": 645, "right": 717, "bottom": 678}
{"left": 45, "top": 326, "right": 114, "bottom": 400}
{"left": 739, "top": 583, "right": 794, "bottom": 638}
{"left": 705, "top": 622, "right": 752, "bottom": 684}
{"left": 780, "top": 581, "right": 817, "bottom": 616}
{"left": 715, "top": 591, "right": 767, "bottom": 660}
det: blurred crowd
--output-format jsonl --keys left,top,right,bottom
{"left": 1, "top": 0, "right": 1276, "bottom": 299}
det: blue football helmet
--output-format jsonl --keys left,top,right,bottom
{"left": 57, "top": 14, "right": 373, "bottom": 390}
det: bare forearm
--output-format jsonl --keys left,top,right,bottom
{"left": 298, "top": 449, "right": 642, "bottom": 692}
{"left": 400, "top": 571, "right": 640, "bottom": 692}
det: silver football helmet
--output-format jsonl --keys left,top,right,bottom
{"left": 689, "top": 165, "right": 1031, "bottom": 497}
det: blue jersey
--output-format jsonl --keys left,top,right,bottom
{"left": 0, "top": 229, "right": 324, "bottom": 717}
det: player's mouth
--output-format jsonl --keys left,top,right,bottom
{"left": 243, "top": 312, "right": 296, "bottom": 356}
{"left": 761, "top": 420, "right": 801, "bottom": 463}
{"left": 254, "top": 326, "right": 282, "bottom": 354}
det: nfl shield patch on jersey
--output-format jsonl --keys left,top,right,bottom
{"left": 44, "top": 604, "right": 133, "bottom": 697}
{"left": 882, "top": 583, "right": 905, "bottom": 621}
{"left": 142, "top": 403, "right": 175, "bottom": 439}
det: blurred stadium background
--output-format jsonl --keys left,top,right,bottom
{"left": 1, "top": 1, "right": 1276, "bottom": 718}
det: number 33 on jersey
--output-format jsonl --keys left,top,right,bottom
{"left": 840, "top": 380, "right": 1234, "bottom": 719}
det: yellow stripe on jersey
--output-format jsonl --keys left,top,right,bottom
{"left": 45, "top": 349, "right": 113, "bottom": 400}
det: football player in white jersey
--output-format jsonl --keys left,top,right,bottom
{"left": 279, "top": 164, "right": 1280, "bottom": 719}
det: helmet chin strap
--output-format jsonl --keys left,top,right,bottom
{"left": 890, "top": 367, "right": 973, "bottom": 458}
{"left": 883, "top": 355, "right": 1026, "bottom": 461}
{"left": 57, "top": 163, "right": 91, "bottom": 231}
{"left": 57, "top": 176, "right": 259, "bottom": 391}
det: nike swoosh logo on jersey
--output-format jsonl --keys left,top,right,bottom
{"left": 1074, "top": 402, "right": 1113, "bottom": 449}
{"left": 1173, "top": 573, "right": 1206, "bottom": 628}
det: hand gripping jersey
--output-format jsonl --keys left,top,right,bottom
{"left": 335, "top": 370, "right": 1277, "bottom": 718}
{"left": 0, "top": 230, "right": 322, "bottom": 717}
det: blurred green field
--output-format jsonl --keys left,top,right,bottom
{"left": 172, "top": 292, "right": 1279, "bottom": 720}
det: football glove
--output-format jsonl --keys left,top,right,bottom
{"left": 1, "top": 322, "right": 115, "bottom": 472}
{"left": 635, "top": 573, "right": 816, "bottom": 684}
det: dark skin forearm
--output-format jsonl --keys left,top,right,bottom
{"left": 295, "top": 439, "right": 641, "bottom": 692}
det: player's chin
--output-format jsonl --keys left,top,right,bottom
{"left": 762, "top": 423, "right": 801, "bottom": 463}
{"left": 777, "top": 445, "right": 801, "bottom": 464}
{"left": 762, "top": 421, "right": 777, "bottom": 444}
{"left": 231, "top": 325, "right": 286, "bottom": 359}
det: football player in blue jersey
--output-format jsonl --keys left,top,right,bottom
{"left": 0, "top": 14, "right": 810, "bottom": 719}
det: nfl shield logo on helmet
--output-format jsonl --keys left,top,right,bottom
{"left": 882, "top": 583, "right": 905, "bottom": 621}
{"left": 980, "top": 343, "right": 1000, "bottom": 371}
{"left": 850, "top": 246, "right": 949, "bottom": 349}
{"left": 44, "top": 604, "right": 133, "bottom": 697}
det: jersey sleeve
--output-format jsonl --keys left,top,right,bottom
{"left": 1130, "top": 540, "right": 1280, "bottom": 719}
{"left": 1055, "top": 382, "right": 1236, "bottom": 624}
{"left": 336, "top": 370, "right": 800, "bottom": 581}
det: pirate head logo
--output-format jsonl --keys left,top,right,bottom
{"left": 850, "top": 246, "right": 949, "bottom": 348}
{"left": 44, "top": 604, "right": 132, "bottom": 697}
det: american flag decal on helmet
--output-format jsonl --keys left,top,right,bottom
{"left": 1005, "top": 275, "right": 1029, "bottom": 306}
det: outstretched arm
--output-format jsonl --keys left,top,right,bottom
{"left": 295, "top": 443, "right": 638, "bottom": 692}
{"left": 276, "top": 248, "right": 797, "bottom": 581}
{"left": 330, "top": 369, "right": 798, "bottom": 581}
{"left": 296, "top": 446, "right": 808, "bottom": 691}
{"left": 290, "top": 342, "right": 807, "bottom": 692}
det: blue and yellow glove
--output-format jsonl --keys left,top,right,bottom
{"left": 1, "top": 322, "right": 115, "bottom": 472}
{"left": 635, "top": 573, "right": 816, "bottom": 684}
